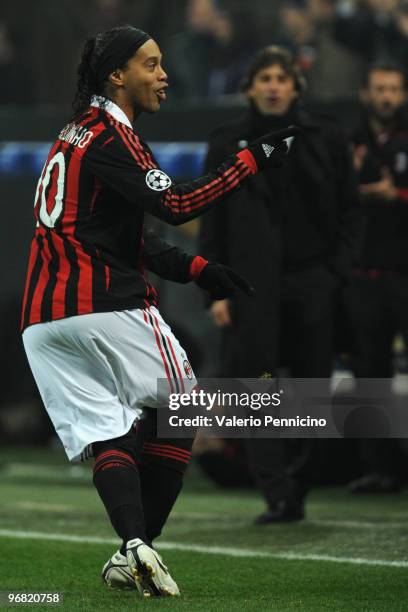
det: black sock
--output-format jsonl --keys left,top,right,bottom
{"left": 93, "top": 448, "right": 146, "bottom": 547}
{"left": 139, "top": 439, "right": 193, "bottom": 542}
{"left": 139, "top": 462, "right": 183, "bottom": 542}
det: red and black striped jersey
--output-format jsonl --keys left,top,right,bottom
{"left": 21, "top": 99, "right": 255, "bottom": 331}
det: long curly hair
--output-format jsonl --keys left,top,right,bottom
{"left": 71, "top": 26, "right": 130, "bottom": 120}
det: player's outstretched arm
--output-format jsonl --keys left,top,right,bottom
{"left": 84, "top": 125, "right": 300, "bottom": 226}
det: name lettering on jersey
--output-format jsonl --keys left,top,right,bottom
{"left": 58, "top": 123, "right": 94, "bottom": 148}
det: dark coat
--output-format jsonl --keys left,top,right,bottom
{"left": 199, "top": 107, "right": 362, "bottom": 375}
{"left": 352, "top": 108, "right": 408, "bottom": 271}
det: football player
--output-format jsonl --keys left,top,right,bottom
{"left": 21, "top": 25, "right": 297, "bottom": 597}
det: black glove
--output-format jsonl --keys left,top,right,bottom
{"left": 196, "top": 262, "right": 255, "bottom": 300}
{"left": 246, "top": 125, "right": 301, "bottom": 170}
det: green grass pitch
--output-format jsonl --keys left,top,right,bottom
{"left": 0, "top": 447, "right": 408, "bottom": 611}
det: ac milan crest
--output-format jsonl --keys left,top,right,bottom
{"left": 183, "top": 359, "right": 193, "bottom": 380}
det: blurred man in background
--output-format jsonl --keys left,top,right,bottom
{"left": 345, "top": 63, "right": 408, "bottom": 493}
{"left": 165, "top": 0, "right": 257, "bottom": 99}
{"left": 335, "top": 0, "right": 408, "bottom": 79}
{"left": 200, "top": 46, "right": 361, "bottom": 523}
{"left": 277, "top": 0, "right": 364, "bottom": 100}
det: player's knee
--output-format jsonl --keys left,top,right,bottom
{"left": 141, "top": 440, "right": 194, "bottom": 474}
{"left": 93, "top": 427, "right": 140, "bottom": 475}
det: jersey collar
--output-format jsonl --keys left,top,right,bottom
{"left": 91, "top": 96, "right": 132, "bottom": 129}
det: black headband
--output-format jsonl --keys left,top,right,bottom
{"left": 93, "top": 27, "right": 151, "bottom": 86}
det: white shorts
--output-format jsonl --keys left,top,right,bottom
{"left": 22, "top": 307, "right": 196, "bottom": 462}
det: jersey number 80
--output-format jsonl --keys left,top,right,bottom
{"left": 34, "top": 152, "right": 66, "bottom": 228}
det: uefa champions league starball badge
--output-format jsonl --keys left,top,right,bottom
{"left": 146, "top": 169, "right": 172, "bottom": 191}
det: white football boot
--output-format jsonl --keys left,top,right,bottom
{"left": 101, "top": 550, "right": 135, "bottom": 589}
{"left": 126, "top": 538, "right": 180, "bottom": 597}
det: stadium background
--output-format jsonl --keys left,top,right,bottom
{"left": 1, "top": 2, "right": 408, "bottom": 609}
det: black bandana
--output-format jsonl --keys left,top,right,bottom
{"left": 93, "top": 27, "right": 151, "bottom": 86}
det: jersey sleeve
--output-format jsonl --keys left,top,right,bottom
{"left": 142, "top": 226, "right": 196, "bottom": 283}
{"left": 83, "top": 125, "right": 255, "bottom": 226}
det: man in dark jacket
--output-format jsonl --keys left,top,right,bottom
{"left": 200, "top": 46, "right": 361, "bottom": 523}
{"left": 345, "top": 63, "right": 408, "bottom": 494}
